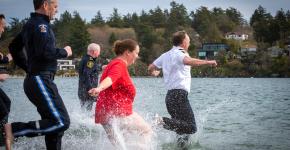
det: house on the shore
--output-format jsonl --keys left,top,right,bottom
{"left": 57, "top": 59, "right": 75, "bottom": 70}
{"left": 225, "top": 32, "right": 249, "bottom": 41}
{"left": 198, "top": 43, "right": 229, "bottom": 59}
{"left": 240, "top": 45, "right": 257, "bottom": 57}
{"left": 267, "top": 46, "right": 290, "bottom": 58}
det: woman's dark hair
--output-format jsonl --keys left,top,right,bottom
{"left": 172, "top": 31, "right": 187, "bottom": 46}
{"left": 113, "top": 39, "right": 138, "bottom": 56}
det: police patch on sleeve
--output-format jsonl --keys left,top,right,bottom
{"left": 39, "top": 24, "right": 47, "bottom": 33}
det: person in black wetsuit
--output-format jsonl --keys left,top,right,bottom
{"left": 4, "top": 0, "right": 72, "bottom": 150}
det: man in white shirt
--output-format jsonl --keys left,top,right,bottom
{"left": 148, "top": 30, "right": 217, "bottom": 147}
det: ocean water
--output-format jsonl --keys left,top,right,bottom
{"left": 1, "top": 77, "right": 290, "bottom": 150}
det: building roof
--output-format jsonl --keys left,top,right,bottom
{"left": 225, "top": 32, "right": 248, "bottom": 36}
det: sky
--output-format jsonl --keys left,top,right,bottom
{"left": 1, "top": 0, "right": 290, "bottom": 24}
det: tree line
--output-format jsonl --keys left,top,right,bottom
{"left": 0, "top": 1, "right": 290, "bottom": 77}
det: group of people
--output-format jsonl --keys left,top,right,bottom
{"left": 0, "top": 0, "right": 217, "bottom": 150}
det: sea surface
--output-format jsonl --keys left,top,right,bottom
{"left": 1, "top": 77, "right": 290, "bottom": 150}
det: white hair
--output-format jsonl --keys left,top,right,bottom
{"left": 87, "top": 43, "right": 100, "bottom": 53}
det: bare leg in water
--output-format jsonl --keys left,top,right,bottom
{"left": 102, "top": 112, "right": 153, "bottom": 150}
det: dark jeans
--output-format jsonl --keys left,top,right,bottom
{"left": 163, "top": 89, "right": 197, "bottom": 135}
{"left": 11, "top": 73, "right": 70, "bottom": 150}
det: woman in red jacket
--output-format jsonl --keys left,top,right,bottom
{"left": 88, "top": 39, "right": 152, "bottom": 148}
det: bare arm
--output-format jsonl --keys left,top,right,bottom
{"left": 88, "top": 77, "right": 113, "bottom": 96}
{"left": 183, "top": 56, "right": 217, "bottom": 67}
{"left": 148, "top": 64, "right": 160, "bottom": 76}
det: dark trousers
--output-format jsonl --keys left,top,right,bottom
{"left": 11, "top": 73, "right": 70, "bottom": 150}
{"left": 0, "top": 88, "right": 11, "bottom": 146}
{"left": 163, "top": 89, "right": 197, "bottom": 135}
{"left": 79, "top": 93, "right": 95, "bottom": 111}
{"left": 0, "top": 88, "right": 11, "bottom": 121}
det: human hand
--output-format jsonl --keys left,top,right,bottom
{"left": 64, "top": 46, "right": 72, "bottom": 57}
{"left": 151, "top": 70, "right": 160, "bottom": 76}
{"left": 88, "top": 87, "right": 102, "bottom": 97}
{"left": 102, "top": 65, "right": 107, "bottom": 70}
{"left": 0, "top": 74, "right": 9, "bottom": 82}
{"left": 209, "top": 60, "right": 217, "bottom": 67}
{"left": 6, "top": 53, "right": 13, "bottom": 62}
{"left": 0, "top": 52, "right": 3, "bottom": 60}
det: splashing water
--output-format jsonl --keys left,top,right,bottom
{"left": 4, "top": 78, "right": 290, "bottom": 150}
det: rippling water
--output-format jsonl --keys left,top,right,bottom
{"left": 1, "top": 77, "right": 290, "bottom": 150}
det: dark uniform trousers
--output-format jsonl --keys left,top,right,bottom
{"left": 162, "top": 89, "right": 197, "bottom": 135}
{"left": 0, "top": 88, "right": 11, "bottom": 146}
{"left": 11, "top": 72, "right": 70, "bottom": 150}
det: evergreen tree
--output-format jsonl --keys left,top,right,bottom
{"left": 192, "top": 6, "right": 214, "bottom": 40}
{"left": 250, "top": 6, "right": 273, "bottom": 43}
{"left": 213, "top": 7, "right": 235, "bottom": 33}
{"left": 123, "top": 13, "right": 133, "bottom": 28}
{"left": 139, "top": 10, "right": 151, "bottom": 26}
{"left": 149, "top": 6, "right": 166, "bottom": 28}
{"left": 91, "top": 11, "right": 105, "bottom": 26}
{"left": 168, "top": 1, "right": 190, "bottom": 27}
{"left": 8, "top": 18, "right": 26, "bottom": 37}
{"left": 225, "top": 7, "right": 244, "bottom": 25}
{"left": 107, "top": 8, "right": 123, "bottom": 28}
{"left": 109, "top": 32, "right": 117, "bottom": 45}
{"left": 53, "top": 11, "right": 73, "bottom": 47}
{"left": 275, "top": 9, "right": 289, "bottom": 43}
{"left": 68, "top": 11, "right": 90, "bottom": 57}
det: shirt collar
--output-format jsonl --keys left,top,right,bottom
{"left": 31, "top": 13, "right": 50, "bottom": 23}
{"left": 172, "top": 46, "right": 184, "bottom": 51}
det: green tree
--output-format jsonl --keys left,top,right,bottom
{"left": 122, "top": 13, "right": 140, "bottom": 28}
{"left": 139, "top": 10, "right": 151, "bottom": 26}
{"left": 68, "top": 11, "right": 90, "bottom": 57}
{"left": 8, "top": 18, "right": 27, "bottom": 37}
{"left": 107, "top": 8, "right": 123, "bottom": 28}
{"left": 275, "top": 9, "right": 290, "bottom": 45}
{"left": 213, "top": 7, "right": 236, "bottom": 33}
{"left": 134, "top": 24, "right": 157, "bottom": 64}
{"left": 108, "top": 32, "right": 117, "bottom": 45}
{"left": 225, "top": 7, "right": 244, "bottom": 25}
{"left": 250, "top": 6, "right": 273, "bottom": 43}
{"left": 165, "top": 1, "right": 190, "bottom": 35}
{"left": 91, "top": 11, "right": 105, "bottom": 26}
{"left": 53, "top": 11, "right": 73, "bottom": 47}
{"left": 192, "top": 6, "right": 213, "bottom": 38}
{"left": 149, "top": 6, "right": 166, "bottom": 28}
{"left": 168, "top": 1, "right": 190, "bottom": 27}
{"left": 271, "top": 56, "right": 290, "bottom": 77}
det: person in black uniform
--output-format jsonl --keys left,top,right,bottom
{"left": 0, "top": 14, "right": 13, "bottom": 148}
{"left": 4, "top": 0, "right": 72, "bottom": 150}
{"left": 78, "top": 43, "right": 105, "bottom": 111}
{"left": 0, "top": 57, "right": 12, "bottom": 148}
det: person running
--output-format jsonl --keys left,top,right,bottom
{"left": 88, "top": 39, "right": 153, "bottom": 149}
{"left": 78, "top": 43, "right": 106, "bottom": 111}
{"left": 148, "top": 30, "right": 217, "bottom": 148}
{"left": 0, "top": 14, "right": 13, "bottom": 148}
{"left": 5, "top": 0, "right": 72, "bottom": 149}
